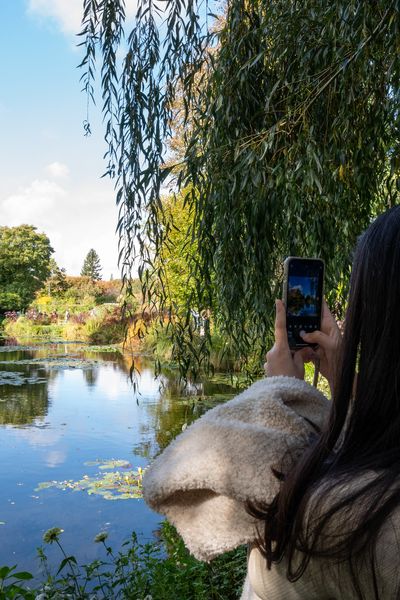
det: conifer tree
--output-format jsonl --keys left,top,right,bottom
{"left": 81, "top": 249, "right": 102, "bottom": 281}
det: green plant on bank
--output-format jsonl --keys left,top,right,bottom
{"left": 0, "top": 565, "right": 34, "bottom": 599}
{"left": 0, "top": 523, "right": 246, "bottom": 599}
{"left": 3, "top": 308, "right": 127, "bottom": 346}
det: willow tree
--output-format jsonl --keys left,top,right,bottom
{"left": 80, "top": 0, "right": 400, "bottom": 376}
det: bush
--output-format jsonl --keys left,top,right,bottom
{"left": 84, "top": 306, "right": 126, "bottom": 345}
{"left": 139, "top": 320, "right": 172, "bottom": 360}
{"left": 4, "top": 316, "right": 42, "bottom": 337}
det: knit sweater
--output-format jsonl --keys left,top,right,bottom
{"left": 143, "top": 376, "right": 400, "bottom": 599}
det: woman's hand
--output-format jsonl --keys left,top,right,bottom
{"left": 299, "top": 299, "right": 342, "bottom": 395}
{"left": 264, "top": 299, "right": 315, "bottom": 379}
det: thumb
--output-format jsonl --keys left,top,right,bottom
{"left": 293, "top": 348, "right": 307, "bottom": 371}
{"left": 300, "top": 329, "right": 329, "bottom": 348}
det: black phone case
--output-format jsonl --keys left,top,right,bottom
{"left": 282, "top": 256, "right": 324, "bottom": 349}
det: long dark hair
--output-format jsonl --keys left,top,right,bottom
{"left": 250, "top": 206, "right": 400, "bottom": 599}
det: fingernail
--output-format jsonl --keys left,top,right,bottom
{"left": 300, "top": 330, "right": 306, "bottom": 338}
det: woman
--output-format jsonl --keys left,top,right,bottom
{"left": 144, "top": 206, "right": 400, "bottom": 599}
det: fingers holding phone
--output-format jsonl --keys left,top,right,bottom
{"left": 264, "top": 300, "right": 315, "bottom": 379}
{"left": 266, "top": 259, "right": 340, "bottom": 388}
{"left": 300, "top": 299, "right": 341, "bottom": 395}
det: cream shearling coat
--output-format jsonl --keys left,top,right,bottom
{"left": 143, "top": 376, "right": 400, "bottom": 599}
{"left": 143, "top": 376, "right": 329, "bottom": 597}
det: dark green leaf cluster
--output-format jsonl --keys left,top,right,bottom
{"left": 0, "top": 225, "right": 53, "bottom": 313}
{"left": 80, "top": 0, "right": 400, "bottom": 377}
{"left": 47, "top": 258, "right": 70, "bottom": 296}
{"left": 0, "top": 564, "right": 34, "bottom": 599}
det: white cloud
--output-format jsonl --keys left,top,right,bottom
{"left": 27, "top": 0, "right": 84, "bottom": 35}
{"left": 1, "top": 179, "right": 66, "bottom": 223}
{"left": 27, "top": 0, "right": 140, "bottom": 37}
{"left": 45, "top": 161, "right": 70, "bottom": 179}
{"left": 45, "top": 450, "right": 67, "bottom": 468}
{"left": 0, "top": 173, "right": 120, "bottom": 280}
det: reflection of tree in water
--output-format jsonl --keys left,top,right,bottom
{"left": 132, "top": 393, "right": 200, "bottom": 459}
{"left": 83, "top": 367, "right": 98, "bottom": 388}
{"left": 132, "top": 365, "right": 237, "bottom": 459}
{"left": 0, "top": 380, "right": 49, "bottom": 425}
{"left": 0, "top": 349, "right": 54, "bottom": 425}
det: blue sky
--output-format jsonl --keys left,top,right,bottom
{"left": 0, "top": 1, "right": 121, "bottom": 278}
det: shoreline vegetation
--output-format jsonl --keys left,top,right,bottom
{"left": 0, "top": 522, "right": 247, "bottom": 599}
{"left": 1, "top": 276, "right": 133, "bottom": 347}
{"left": 0, "top": 275, "right": 252, "bottom": 375}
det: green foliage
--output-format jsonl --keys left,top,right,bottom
{"left": 80, "top": 1, "right": 400, "bottom": 376}
{"left": 8, "top": 266, "right": 125, "bottom": 321}
{"left": 3, "top": 308, "right": 126, "bottom": 345}
{"left": 0, "top": 523, "right": 246, "bottom": 599}
{"left": 83, "top": 306, "right": 127, "bottom": 345}
{"left": 0, "top": 225, "right": 53, "bottom": 312}
{"left": 0, "top": 564, "right": 34, "bottom": 600}
{"left": 81, "top": 249, "right": 102, "bottom": 281}
{"left": 3, "top": 317, "right": 64, "bottom": 340}
{"left": 46, "top": 258, "right": 70, "bottom": 296}
{"left": 157, "top": 191, "right": 198, "bottom": 310}
{"left": 34, "top": 276, "right": 123, "bottom": 315}
{"left": 0, "top": 292, "right": 21, "bottom": 313}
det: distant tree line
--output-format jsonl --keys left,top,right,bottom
{"left": 0, "top": 225, "right": 105, "bottom": 315}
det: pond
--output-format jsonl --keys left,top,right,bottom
{"left": 0, "top": 340, "right": 237, "bottom": 575}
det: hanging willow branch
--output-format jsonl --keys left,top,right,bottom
{"left": 79, "top": 0, "right": 400, "bottom": 378}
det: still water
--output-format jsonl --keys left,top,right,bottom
{"left": 0, "top": 341, "right": 236, "bottom": 574}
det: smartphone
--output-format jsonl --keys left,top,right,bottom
{"left": 282, "top": 257, "right": 324, "bottom": 349}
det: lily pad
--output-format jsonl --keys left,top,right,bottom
{"left": 0, "top": 371, "right": 47, "bottom": 386}
{"left": 0, "top": 356, "right": 105, "bottom": 371}
{"left": 84, "top": 459, "right": 132, "bottom": 470}
{"left": 36, "top": 462, "right": 145, "bottom": 500}
{"left": 81, "top": 345, "right": 122, "bottom": 354}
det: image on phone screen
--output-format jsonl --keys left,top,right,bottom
{"left": 287, "top": 275, "right": 319, "bottom": 317}
{"left": 284, "top": 257, "right": 324, "bottom": 348}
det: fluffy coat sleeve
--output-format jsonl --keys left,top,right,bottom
{"left": 143, "top": 376, "right": 330, "bottom": 561}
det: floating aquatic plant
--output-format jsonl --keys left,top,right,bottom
{"left": 36, "top": 460, "right": 145, "bottom": 500}
{"left": 0, "top": 356, "right": 105, "bottom": 370}
{"left": 0, "top": 340, "right": 82, "bottom": 352}
{"left": 80, "top": 345, "right": 122, "bottom": 354}
{"left": 0, "top": 371, "right": 47, "bottom": 386}
{"left": 84, "top": 459, "right": 131, "bottom": 470}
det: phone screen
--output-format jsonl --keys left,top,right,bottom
{"left": 285, "top": 258, "right": 324, "bottom": 348}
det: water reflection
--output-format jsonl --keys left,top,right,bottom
{"left": 0, "top": 381, "right": 49, "bottom": 425}
{"left": 0, "top": 338, "right": 240, "bottom": 574}
{"left": 82, "top": 367, "right": 98, "bottom": 388}
{"left": 0, "top": 348, "right": 50, "bottom": 425}
{"left": 0, "top": 343, "right": 238, "bottom": 434}
{"left": 133, "top": 367, "right": 238, "bottom": 457}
